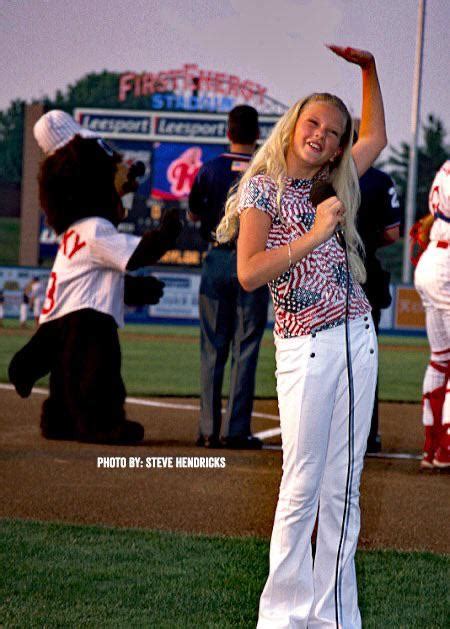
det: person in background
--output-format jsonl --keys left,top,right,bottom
{"left": 414, "top": 160, "right": 450, "bottom": 470}
{"left": 29, "top": 276, "right": 45, "bottom": 326}
{"left": 357, "top": 163, "right": 400, "bottom": 453}
{"left": 188, "top": 105, "right": 269, "bottom": 449}
{"left": 19, "top": 291, "right": 29, "bottom": 328}
{"left": 0, "top": 287, "right": 4, "bottom": 327}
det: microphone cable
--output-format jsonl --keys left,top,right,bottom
{"left": 309, "top": 180, "right": 355, "bottom": 628}
{"left": 333, "top": 235, "right": 355, "bottom": 628}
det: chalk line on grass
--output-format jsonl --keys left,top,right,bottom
{"left": 0, "top": 383, "right": 421, "bottom": 459}
{"left": 0, "top": 383, "right": 279, "bottom": 421}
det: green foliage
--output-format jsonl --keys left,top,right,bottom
{"left": 49, "top": 70, "right": 162, "bottom": 112}
{"left": 0, "top": 519, "right": 448, "bottom": 628}
{"left": 0, "top": 99, "right": 25, "bottom": 184}
{"left": 0, "top": 70, "right": 174, "bottom": 190}
{"left": 383, "top": 114, "right": 449, "bottom": 222}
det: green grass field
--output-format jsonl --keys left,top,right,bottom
{"left": 1, "top": 322, "right": 446, "bottom": 627}
{"left": 1, "top": 519, "right": 448, "bottom": 628}
{"left": 0, "top": 320, "right": 428, "bottom": 402}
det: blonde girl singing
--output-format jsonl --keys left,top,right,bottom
{"left": 217, "top": 45, "right": 386, "bottom": 628}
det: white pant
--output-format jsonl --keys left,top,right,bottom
{"left": 258, "top": 316, "right": 377, "bottom": 629}
{"left": 33, "top": 296, "right": 43, "bottom": 319}
{"left": 19, "top": 303, "right": 28, "bottom": 324}
{"left": 415, "top": 242, "right": 450, "bottom": 426}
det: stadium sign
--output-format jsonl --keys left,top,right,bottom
{"left": 79, "top": 112, "right": 152, "bottom": 136}
{"left": 75, "top": 109, "right": 279, "bottom": 143}
{"left": 118, "top": 63, "right": 287, "bottom": 115}
{"left": 155, "top": 116, "right": 227, "bottom": 139}
{"left": 151, "top": 93, "right": 234, "bottom": 113}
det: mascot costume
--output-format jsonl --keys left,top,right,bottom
{"left": 9, "top": 110, "right": 181, "bottom": 444}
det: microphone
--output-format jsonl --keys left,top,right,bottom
{"left": 310, "top": 180, "right": 346, "bottom": 249}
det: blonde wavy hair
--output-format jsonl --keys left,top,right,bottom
{"left": 216, "top": 93, "right": 366, "bottom": 284}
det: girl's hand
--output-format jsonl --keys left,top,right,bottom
{"left": 326, "top": 44, "right": 374, "bottom": 69}
{"left": 310, "top": 196, "right": 346, "bottom": 246}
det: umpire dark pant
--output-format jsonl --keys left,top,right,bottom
{"left": 368, "top": 306, "right": 381, "bottom": 446}
{"left": 199, "top": 247, "right": 269, "bottom": 439}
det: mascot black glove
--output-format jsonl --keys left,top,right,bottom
{"left": 124, "top": 275, "right": 165, "bottom": 306}
{"left": 126, "top": 208, "right": 183, "bottom": 271}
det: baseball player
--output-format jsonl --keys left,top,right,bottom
{"left": 19, "top": 291, "right": 29, "bottom": 328}
{"left": 0, "top": 287, "right": 4, "bottom": 326}
{"left": 30, "top": 276, "right": 45, "bottom": 325}
{"left": 188, "top": 105, "right": 269, "bottom": 449}
{"left": 414, "top": 160, "right": 450, "bottom": 469}
{"left": 357, "top": 166, "right": 400, "bottom": 453}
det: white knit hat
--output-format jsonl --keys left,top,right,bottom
{"left": 33, "top": 110, "right": 99, "bottom": 155}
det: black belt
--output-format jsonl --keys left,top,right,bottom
{"left": 436, "top": 210, "right": 450, "bottom": 223}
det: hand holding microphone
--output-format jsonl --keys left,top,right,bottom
{"left": 310, "top": 181, "right": 346, "bottom": 249}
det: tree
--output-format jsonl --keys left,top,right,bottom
{"left": 384, "top": 114, "right": 449, "bottom": 224}
{"left": 0, "top": 70, "right": 173, "bottom": 187}
{"left": 49, "top": 70, "right": 161, "bottom": 112}
{"left": 0, "top": 99, "right": 25, "bottom": 184}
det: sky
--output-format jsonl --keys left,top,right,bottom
{"left": 1, "top": 0, "right": 449, "bottom": 156}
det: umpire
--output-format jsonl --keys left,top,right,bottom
{"left": 358, "top": 166, "right": 400, "bottom": 453}
{"left": 188, "top": 105, "right": 269, "bottom": 449}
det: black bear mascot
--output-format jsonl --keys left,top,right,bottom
{"left": 9, "top": 110, "right": 181, "bottom": 444}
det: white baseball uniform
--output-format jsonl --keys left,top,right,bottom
{"left": 238, "top": 173, "right": 377, "bottom": 628}
{"left": 19, "top": 302, "right": 28, "bottom": 325}
{"left": 39, "top": 217, "right": 140, "bottom": 328}
{"left": 30, "top": 279, "right": 45, "bottom": 319}
{"left": 414, "top": 161, "right": 450, "bottom": 462}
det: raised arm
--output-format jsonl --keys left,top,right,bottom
{"left": 328, "top": 45, "right": 387, "bottom": 177}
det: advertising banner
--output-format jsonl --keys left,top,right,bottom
{"left": 0, "top": 266, "right": 50, "bottom": 319}
{"left": 151, "top": 142, "right": 224, "bottom": 201}
{"left": 394, "top": 285, "right": 426, "bottom": 330}
{"left": 0, "top": 266, "right": 421, "bottom": 333}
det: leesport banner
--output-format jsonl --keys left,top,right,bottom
{"left": 75, "top": 110, "right": 279, "bottom": 145}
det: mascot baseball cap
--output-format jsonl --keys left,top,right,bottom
{"left": 33, "top": 110, "right": 99, "bottom": 155}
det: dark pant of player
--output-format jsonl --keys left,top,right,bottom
{"left": 199, "top": 248, "right": 269, "bottom": 440}
{"left": 367, "top": 307, "right": 381, "bottom": 450}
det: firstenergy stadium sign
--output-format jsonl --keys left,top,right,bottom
{"left": 118, "top": 63, "right": 286, "bottom": 115}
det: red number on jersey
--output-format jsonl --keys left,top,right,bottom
{"left": 41, "top": 272, "right": 57, "bottom": 315}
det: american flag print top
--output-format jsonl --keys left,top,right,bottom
{"left": 237, "top": 173, "right": 371, "bottom": 338}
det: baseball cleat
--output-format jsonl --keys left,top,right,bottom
{"left": 432, "top": 447, "right": 450, "bottom": 469}
{"left": 419, "top": 457, "right": 434, "bottom": 470}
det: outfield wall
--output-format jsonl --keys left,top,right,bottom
{"left": 0, "top": 264, "right": 426, "bottom": 335}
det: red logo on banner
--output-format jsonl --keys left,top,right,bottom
{"left": 167, "top": 147, "right": 202, "bottom": 197}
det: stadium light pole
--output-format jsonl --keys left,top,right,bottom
{"left": 402, "top": 0, "right": 426, "bottom": 284}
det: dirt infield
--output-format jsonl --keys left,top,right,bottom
{"left": 0, "top": 386, "right": 448, "bottom": 554}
